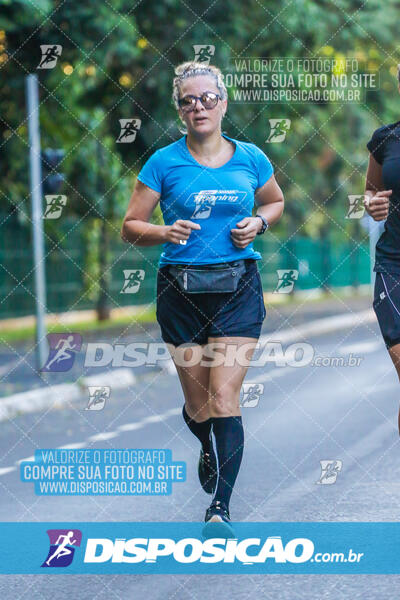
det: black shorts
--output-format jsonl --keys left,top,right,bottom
{"left": 373, "top": 271, "right": 400, "bottom": 349}
{"left": 156, "top": 258, "right": 266, "bottom": 346}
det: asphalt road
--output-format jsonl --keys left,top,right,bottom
{"left": 0, "top": 314, "right": 399, "bottom": 598}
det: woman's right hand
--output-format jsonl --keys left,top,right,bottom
{"left": 165, "top": 219, "right": 201, "bottom": 244}
{"left": 364, "top": 190, "right": 391, "bottom": 221}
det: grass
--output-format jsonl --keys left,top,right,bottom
{"left": 0, "top": 307, "right": 157, "bottom": 346}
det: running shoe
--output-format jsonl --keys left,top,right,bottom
{"left": 202, "top": 500, "right": 236, "bottom": 539}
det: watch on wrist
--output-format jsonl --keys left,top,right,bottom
{"left": 255, "top": 214, "right": 269, "bottom": 235}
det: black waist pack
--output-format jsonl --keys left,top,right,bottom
{"left": 168, "top": 260, "right": 247, "bottom": 293}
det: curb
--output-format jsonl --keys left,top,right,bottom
{"left": 0, "top": 309, "right": 376, "bottom": 421}
{"left": 0, "top": 368, "right": 136, "bottom": 423}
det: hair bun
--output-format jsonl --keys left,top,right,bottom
{"left": 175, "top": 61, "right": 197, "bottom": 76}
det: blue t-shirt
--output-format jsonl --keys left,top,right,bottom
{"left": 137, "top": 133, "right": 274, "bottom": 266}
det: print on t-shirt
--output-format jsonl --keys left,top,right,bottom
{"left": 186, "top": 190, "right": 247, "bottom": 220}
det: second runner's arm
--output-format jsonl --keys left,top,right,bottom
{"left": 364, "top": 154, "right": 391, "bottom": 221}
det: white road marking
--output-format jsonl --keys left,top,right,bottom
{"left": 1, "top": 408, "right": 182, "bottom": 477}
{"left": 0, "top": 467, "right": 16, "bottom": 476}
{"left": 87, "top": 432, "right": 119, "bottom": 442}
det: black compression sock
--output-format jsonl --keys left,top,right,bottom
{"left": 182, "top": 404, "right": 212, "bottom": 453}
{"left": 212, "top": 415, "right": 244, "bottom": 509}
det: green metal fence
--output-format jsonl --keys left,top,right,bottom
{"left": 0, "top": 216, "right": 371, "bottom": 320}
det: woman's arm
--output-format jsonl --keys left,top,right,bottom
{"left": 121, "top": 180, "right": 167, "bottom": 246}
{"left": 254, "top": 174, "right": 285, "bottom": 227}
{"left": 121, "top": 179, "right": 201, "bottom": 246}
{"left": 364, "top": 154, "right": 391, "bottom": 221}
{"left": 230, "top": 175, "right": 284, "bottom": 248}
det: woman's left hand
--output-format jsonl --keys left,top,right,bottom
{"left": 230, "top": 217, "right": 261, "bottom": 248}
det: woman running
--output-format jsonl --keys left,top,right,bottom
{"left": 364, "top": 74, "right": 400, "bottom": 431}
{"left": 121, "top": 61, "right": 284, "bottom": 533}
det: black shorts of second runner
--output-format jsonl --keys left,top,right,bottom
{"left": 373, "top": 271, "right": 400, "bottom": 349}
{"left": 156, "top": 258, "right": 266, "bottom": 346}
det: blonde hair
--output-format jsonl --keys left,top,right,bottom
{"left": 172, "top": 61, "right": 228, "bottom": 134}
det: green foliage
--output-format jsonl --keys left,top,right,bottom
{"left": 1, "top": 0, "right": 399, "bottom": 301}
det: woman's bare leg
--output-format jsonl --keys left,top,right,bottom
{"left": 168, "top": 343, "right": 211, "bottom": 421}
{"left": 207, "top": 336, "right": 259, "bottom": 417}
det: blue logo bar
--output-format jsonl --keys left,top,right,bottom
{"left": 0, "top": 522, "right": 399, "bottom": 574}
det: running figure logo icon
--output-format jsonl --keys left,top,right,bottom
{"left": 191, "top": 193, "right": 217, "bottom": 219}
{"left": 274, "top": 269, "right": 299, "bottom": 294}
{"left": 316, "top": 460, "right": 343, "bottom": 485}
{"left": 346, "top": 195, "right": 366, "bottom": 219}
{"left": 41, "top": 529, "right": 82, "bottom": 568}
{"left": 37, "top": 45, "right": 62, "bottom": 69}
{"left": 193, "top": 45, "right": 215, "bottom": 65}
{"left": 116, "top": 118, "right": 141, "bottom": 143}
{"left": 266, "top": 119, "right": 291, "bottom": 143}
{"left": 86, "top": 386, "right": 110, "bottom": 410}
{"left": 43, "top": 195, "right": 67, "bottom": 219}
{"left": 120, "top": 269, "right": 145, "bottom": 294}
{"left": 41, "top": 333, "right": 82, "bottom": 372}
{"left": 241, "top": 383, "right": 264, "bottom": 408}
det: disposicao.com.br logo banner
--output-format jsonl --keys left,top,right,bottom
{"left": 0, "top": 522, "right": 399, "bottom": 574}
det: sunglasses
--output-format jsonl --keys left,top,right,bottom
{"left": 177, "top": 91, "right": 221, "bottom": 113}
